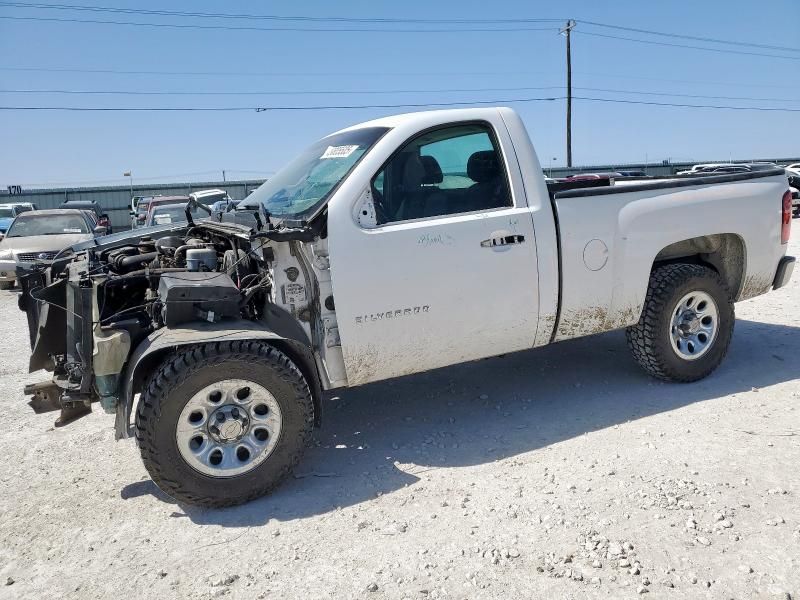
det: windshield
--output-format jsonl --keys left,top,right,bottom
{"left": 0, "top": 208, "right": 13, "bottom": 218}
{"left": 7, "top": 214, "right": 88, "bottom": 237}
{"left": 240, "top": 126, "right": 389, "bottom": 219}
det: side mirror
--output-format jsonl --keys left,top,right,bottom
{"left": 93, "top": 225, "right": 107, "bottom": 235}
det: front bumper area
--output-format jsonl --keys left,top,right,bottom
{"left": 0, "top": 258, "right": 16, "bottom": 282}
{"left": 773, "top": 255, "right": 795, "bottom": 290}
{"left": 20, "top": 258, "right": 98, "bottom": 427}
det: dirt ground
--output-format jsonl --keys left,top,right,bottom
{"left": 1, "top": 240, "right": 798, "bottom": 600}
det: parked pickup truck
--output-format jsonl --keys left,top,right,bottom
{"left": 18, "top": 108, "right": 795, "bottom": 507}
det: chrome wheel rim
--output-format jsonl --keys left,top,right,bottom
{"left": 669, "top": 291, "right": 719, "bottom": 361}
{"left": 176, "top": 379, "right": 282, "bottom": 477}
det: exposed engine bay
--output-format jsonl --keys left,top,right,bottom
{"left": 19, "top": 215, "right": 342, "bottom": 434}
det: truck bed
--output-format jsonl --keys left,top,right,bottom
{"left": 548, "top": 167, "right": 790, "bottom": 342}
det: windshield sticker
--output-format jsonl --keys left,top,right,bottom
{"left": 320, "top": 145, "right": 359, "bottom": 159}
{"left": 63, "top": 228, "right": 82, "bottom": 233}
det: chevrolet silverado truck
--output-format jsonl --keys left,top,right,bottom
{"left": 18, "top": 108, "right": 795, "bottom": 507}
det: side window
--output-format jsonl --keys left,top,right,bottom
{"left": 372, "top": 171, "right": 384, "bottom": 196}
{"left": 370, "top": 123, "right": 511, "bottom": 224}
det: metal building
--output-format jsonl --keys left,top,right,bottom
{"left": 0, "top": 179, "right": 264, "bottom": 231}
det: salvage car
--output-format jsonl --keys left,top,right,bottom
{"left": 60, "top": 200, "right": 113, "bottom": 234}
{"left": 787, "top": 168, "right": 800, "bottom": 218}
{"left": 145, "top": 202, "right": 205, "bottom": 227}
{"left": 0, "top": 202, "right": 36, "bottom": 235}
{"left": 130, "top": 196, "right": 162, "bottom": 229}
{"left": 18, "top": 107, "right": 795, "bottom": 507}
{"left": 1, "top": 209, "right": 104, "bottom": 289}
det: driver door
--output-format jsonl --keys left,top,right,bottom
{"left": 329, "top": 120, "right": 539, "bottom": 385}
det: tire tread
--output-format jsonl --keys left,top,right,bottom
{"left": 134, "top": 340, "right": 313, "bottom": 508}
{"left": 626, "top": 263, "right": 733, "bottom": 382}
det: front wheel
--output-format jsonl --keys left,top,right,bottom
{"left": 626, "top": 264, "right": 734, "bottom": 382}
{"left": 135, "top": 341, "right": 314, "bottom": 507}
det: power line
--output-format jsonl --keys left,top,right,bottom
{"left": 3, "top": 3, "right": 795, "bottom": 53}
{"left": 224, "top": 170, "right": 273, "bottom": 175}
{"left": 573, "top": 97, "right": 800, "bottom": 112}
{"left": 2, "top": 96, "right": 800, "bottom": 112}
{"left": 575, "top": 31, "right": 800, "bottom": 61}
{"left": 0, "top": 85, "right": 566, "bottom": 96}
{"left": 573, "top": 72, "right": 796, "bottom": 90}
{"left": 0, "top": 66, "right": 548, "bottom": 77}
{"left": 2, "top": 66, "right": 793, "bottom": 90}
{"left": 0, "top": 97, "right": 566, "bottom": 111}
{"left": 0, "top": 2, "right": 566, "bottom": 24}
{"left": 0, "top": 15, "right": 560, "bottom": 33}
{"left": 576, "top": 87, "right": 799, "bottom": 104}
{"left": 2, "top": 86, "right": 797, "bottom": 105}
{"left": 577, "top": 19, "right": 800, "bottom": 54}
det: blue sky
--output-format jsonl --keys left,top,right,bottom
{"left": 1, "top": 0, "right": 798, "bottom": 188}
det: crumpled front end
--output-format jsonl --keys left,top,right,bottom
{"left": 18, "top": 257, "right": 103, "bottom": 425}
{"left": 16, "top": 219, "right": 282, "bottom": 429}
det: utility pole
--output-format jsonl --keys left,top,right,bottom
{"left": 560, "top": 19, "right": 576, "bottom": 167}
{"left": 222, "top": 169, "right": 226, "bottom": 182}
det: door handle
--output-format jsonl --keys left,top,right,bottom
{"left": 480, "top": 234, "right": 525, "bottom": 248}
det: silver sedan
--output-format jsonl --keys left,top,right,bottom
{"left": 0, "top": 209, "right": 103, "bottom": 289}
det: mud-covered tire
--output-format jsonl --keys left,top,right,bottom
{"left": 135, "top": 341, "right": 314, "bottom": 508}
{"left": 626, "top": 264, "right": 734, "bottom": 382}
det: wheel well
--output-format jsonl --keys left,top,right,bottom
{"left": 129, "top": 339, "right": 323, "bottom": 428}
{"left": 268, "top": 338, "right": 324, "bottom": 428}
{"left": 653, "top": 234, "right": 745, "bottom": 299}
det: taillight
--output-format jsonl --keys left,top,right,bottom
{"left": 782, "top": 189, "right": 792, "bottom": 244}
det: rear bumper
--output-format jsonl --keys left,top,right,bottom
{"left": 773, "top": 255, "right": 795, "bottom": 290}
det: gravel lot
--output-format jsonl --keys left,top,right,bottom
{"left": 1, "top": 239, "right": 799, "bottom": 600}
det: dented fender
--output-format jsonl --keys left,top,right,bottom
{"left": 114, "top": 319, "right": 321, "bottom": 440}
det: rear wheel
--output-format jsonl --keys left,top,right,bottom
{"left": 135, "top": 341, "right": 314, "bottom": 507}
{"left": 626, "top": 264, "right": 734, "bottom": 382}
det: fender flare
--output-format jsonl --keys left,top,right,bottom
{"left": 114, "top": 319, "right": 322, "bottom": 440}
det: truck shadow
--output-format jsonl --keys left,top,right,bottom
{"left": 136, "top": 318, "right": 800, "bottom": 526}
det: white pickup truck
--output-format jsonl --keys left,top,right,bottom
{"left": 19, "top": 107, "right": 795, "bottom": 507}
